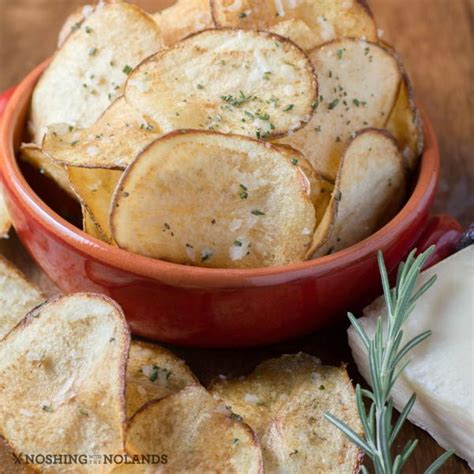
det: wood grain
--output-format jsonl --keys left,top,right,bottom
{"left": 0, "top": 1, "right": 472, "bottom": 472}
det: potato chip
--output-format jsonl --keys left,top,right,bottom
{"left": 0, "top": 187, "right": 11, "bottom": 238}
{"left": 277, "top": 39, "right": 401, "bottom": 179}
{"left": 126, "top": 340, "right": 198, "bottom": 418}
{"left": 268, "top": 19, "right": 315, "bottom": 52}
{"left": 386, "top": 71, "right": 423, "bottom": 171}
{"left": 276, "top": 145, "right": 334, "bottom": 222}
{"left": 210, "top": 353, "right": 362, "bottom": 473}
{"left": 111, "top": 131, "right": 315, "bottom": 268}
{"left": 152, "top": 0, "right": 214, "bottom": 46}
{"left": 125, "top": 28, "right": 317, "bottom": 139}
{"left": 19, "top": 144, "right": 76, "bottom": 199}
{"left": 0, "top": 293, "right": 130, "bottom": 473}
{"left": 0, "top": 256, "right": 44, "bottom": 340}
{"left": 82, "top": 205, "right": 108, "bottom": 242}
{"left": 57, "top": 5, "right": 92, "bottom": 47}
{"left": 30, "top": 2, "right": 163, "bottom": 144}
{"left": 126, "top": 385, "right": 263, "bottom": 473}
{"left": 309, "top": 129, "right": 406, "bottom": 258}
{"left": 211, "top": 0, "right": 377, "bottom": 50}
{"left": 68, "top": 167, "right": 122, "bottom": 242}
{"left": 43, "top": 97, "right": 162, "bottom": 169}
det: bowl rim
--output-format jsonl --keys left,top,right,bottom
{"left": 0, "top": 60, "right": 440, "bottom": 288}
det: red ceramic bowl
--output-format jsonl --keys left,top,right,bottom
{"left": 0, "top": 62, "right": 462, "bottom": 347}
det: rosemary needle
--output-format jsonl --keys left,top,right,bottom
{"left": 325, "top": 247, "right": 454, "bottom": 474}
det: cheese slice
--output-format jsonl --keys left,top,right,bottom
{"left": 349, "top": 246, "right": 474, "bottom": 468}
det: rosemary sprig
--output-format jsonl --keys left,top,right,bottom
{"left": 325, "top": 247, "right": 454, "bottom": 473}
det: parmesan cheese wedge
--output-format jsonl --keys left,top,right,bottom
{"left": 349, "top": 246, "right": 474, "bottom": 468}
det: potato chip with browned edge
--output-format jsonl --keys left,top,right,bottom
{"left": 309, "top": 128, "right": 406, "bottom": 258}
{"left": 211, "top": 0, "right": 377, "bottom": 51}
{"left": 30, "top": 2, "right": 163, "bottom": 144}
{"left": 111, "top": 131, "right": 316, "bottom": 268}
{"left": 0, "top": 256, "right": 44, "bottom": 340}
{"left": 43, "top": 97, "right": 162, "bottom": 169}
{"left": 126, "top": 385, "right": 263, "bottom": 473}
{"left": 68, "top": 167, "right": 123, "bottom": 242}
{"left": 126, "top": 340, "right": 198, "bottom": 419}
{"left": 125, "top": 28, "right": 317, "bottom": 140}
{"left": 210, "top": 353, "right": 363, "bottom": 473}
{"left": 277, "top": 38, "right": 401, "bottom": 180}
{"left": 0, "top": 293, "right": 130, "bottom": 474}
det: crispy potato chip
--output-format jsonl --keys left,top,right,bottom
{"left": 210, "top": 353, "right": 362, "bottom": 473}
{"left": 268, "top": 18, "right": 315, "bottom": 52}
{"left": 386, "top": 72, "right": 423, "bottom": 171}
{"left": 82, "top": 205, "right": 108, "bottom": 241}
{"left": 19, "top": 144, "right": 76, "bottom": 199}
{"left": 126, "top": 341, "right": 198, "bottom": 418}
{"left": 277, "top": 39, "right": 401, "bottom": 179}
{"left": 276, "top": 145, "right": 334, "bottom": 222}
{"left": 211, "top": 0, "right": 377, "bottom": 50}
{"left": 68, "top": 167, "right": 122, "bottom": 242}
{"left": 43, "top": 97, "right": 162, "bottom": 169}
{"left": 125, "top": 28, "right": 317, "bottom": 139}
{"left": 152, "top": 0, "right": 214, "bottom": 46}
{"left": 0, "top": 293, "right": 130, "bottom": 473}
{"left": 111, "top": 131, "right": 315, "bottom": 268}
{"left": 0, "top": 187, "right": 11, "bottom": 238}
{"left": 126, "top": 385, "right": 263, "bottom": 473}
{"left": 30, "top": 2, "right": 163, "bottom": 144}
{"left": 0, "top": 256, "right": 44, "bottom": 340}
{"left": 309, "top": 129, "right": 406, "bottom": 258}
{"left": 57, "top": 5, "right": 93, "bottom": 47}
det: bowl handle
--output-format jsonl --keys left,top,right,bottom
{"left": 415, "top": 214, "right": 463, "bottom": 269}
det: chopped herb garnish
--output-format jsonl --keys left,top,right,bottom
{"left": 42, "top": 405, "right": 54, "bottom": 412}
{"left": 319, "top": 385, "right": 325, "bottom": 390}
{"left": 85, "top": 26, "right": 93, "bottom": 34}
{"left": 148, "top": 365, "right": 171, "bottom": 383}
{"left": 122, "top": 64, "right": 132, "bottom": 75}
{"left": 232, "top": 438, "right": 240, "bottom": 445}
{"left": 256, "top": 112, "right": 270, "bottom": 121}
{"left": 89, "top": 47, "right": 98, "bottom": 56}
{"left": 328, "top": 99, "right": 339, "bottom": 110}
{"left": 239, "top": 11, "right": 247, "bottom": 18}
{"left": 230, "top": 412, "right": 243, "bottom": 422}
{"left": 197, "top": 83, "right": 205, "bottom": 90}
{"left": 221, "top": 90, "right": 251, "bottom": 107}
{"left": 251, "top": 210, "right": 265, "bottom": 216}
{"left": 79, "top": 408, "right": 89, "bottom": 416}
{"left": 234, "top": 240, "right": 242, "bottom": 247}
{"left": 291, "top": 158, "right": 299, "bottom": 165}
{"left": 336, "top": 48, "right": 345, "bottom": 59}
{"left": 283, "top": 104, "right": 294, "bottom": 112}
{"left": 263, "top": 71, "right": 272, "bottom": 80}
{"left": 353, "top": 98, "right": 361, "bottom": 107}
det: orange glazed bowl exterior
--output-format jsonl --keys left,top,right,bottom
{"left": 0, "top": 62, "right": 453, "bottom": 348}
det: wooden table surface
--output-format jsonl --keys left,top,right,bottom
{"left": 0, "top": 1, "right": 472, "bottom": 473}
